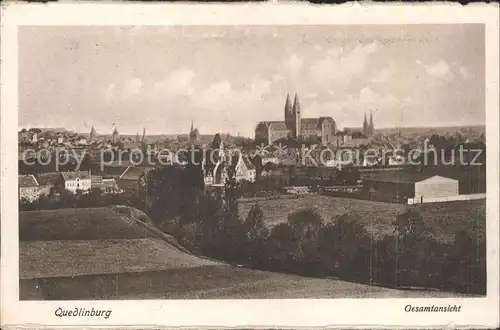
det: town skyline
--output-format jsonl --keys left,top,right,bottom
{"left": 19, "top": 25, "right": 485, "bottom": 137}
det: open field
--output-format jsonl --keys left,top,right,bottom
{"left": 20, "top": 238, "right": 222, "bottom": 280}
{"left": 19, "top": 205, "right": 470, "bottom": 299}
{"left": 239, "top": 196, "right": 486, "bottom": 242}
{"left": 20, "top": 266, "right": 468, "bottom": 300}
{"left": 19, "top": 206, "right": 153, "bottom": 241}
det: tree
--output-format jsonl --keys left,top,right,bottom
{"left": 287, "top": 208, "right": 324, "bottom": 239}
{"left": 268, "top": 223, "right": 300, "bottom": 265}
{"left": 244, "top": 203, "right": 268, "bottom": 239}
{"left": 145, "top": 166, "right": 185, "bottom": 223}
{"left": 392, "top": 209, "right": 436, "bottom": 287}
{"left": 318, "top": 213, "right": 371, "bottom": 276}
{"left": 393, "top": 209, "right": 434, "bottom": 241}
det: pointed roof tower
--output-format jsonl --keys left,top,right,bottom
{"left": 142, "top": 128, "right": 146, "bottom": 141}
{"left": 284, "top": 93, "right": 292, "bottom": 120}
{"left": 292, "top": 92, "right": 300, "bottom": 109}
{"left": 362, "top": 112, "right": 368, "bottom": 136}
{"left": 369, "top": 110, "right": 374, "bottom": 135}
{"left": 190, "top": 120, "right": 194, "bottom": 133}
{"left": 89, "top": 125, "right": 96, "bottom": 141}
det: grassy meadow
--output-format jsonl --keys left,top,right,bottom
{"left": 239, "top": 195, "right": 486, "bottom": 242}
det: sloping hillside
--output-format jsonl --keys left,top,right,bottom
{"left": 19, "top": 206, "right": 468, "bottom": 299}
{"left": 239, "top": 196, "right": 486, "bottom": 242}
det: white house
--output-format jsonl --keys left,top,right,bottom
{"left": 61, "top": 171, "right": 92, "bottom": 194}
{"left": 31, "top": 132, "right": 38, "bottom": 143}
{"left": 232, "top": 154, "right": 256, "bottom": 182}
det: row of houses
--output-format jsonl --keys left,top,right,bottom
{"left": 18, "top": 171, "right": 122, "bottom": 202}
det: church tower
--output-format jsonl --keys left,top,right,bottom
{"left": 112, "top": 125, "right": 119, "bottom": 144}
{"left": 292, "top": 93, "right": 301, "bottom": 139}
{"left": 189, "top": 120, "right": 200, "bottom": 143}
{"left": 284, "top": 93, "right": 293, "bottom": 131}
{"left": 362, "top": 113, "right": 368, "bottom": 137}
{"left": 89, "top": 125, "right": 96, "bottom": 142}
{"left": 368, "top": 110, "right": 374, "bottom": 137}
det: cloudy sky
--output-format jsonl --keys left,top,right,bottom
{"left": 19, "top": 24, "right": 484, "bottom": 137}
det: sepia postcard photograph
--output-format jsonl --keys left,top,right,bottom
{"left": 1, "top": 3, "right": 499, "bottom": 328}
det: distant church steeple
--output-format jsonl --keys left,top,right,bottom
{"left": 112, "top": 124, "right": 119, "bottom": 144}
{"left": 292, "top": 93, "right": 301, "bottom": 139}
{"left": 362, "top": 113, "right": 369, "bottom": 137}
{"left": 142, "top": 128, "right": 146, "bottom": 142}
{"left": 189, "top": 120, "right": 199, "bottom": 143}
{"left": 284, "top": 93, "right": 293, "bottom": 131}
{"left": 368, "top": 110, "right": 374, "bottom": 137}
{"left": 89, "top": 125, "right": 96, "bottom": 142}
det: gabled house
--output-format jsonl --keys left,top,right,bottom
{"left": 231, "top": 154, "right": 257, "bottom": 183}
{"left": 18, "top": 174, "right": 40, "bottom": 202}
{"left": 61, "top": 171, "right": 92, "bottom": 194}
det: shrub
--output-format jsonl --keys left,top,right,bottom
{"left": 318, "top": 213, "right": 371, "bottom": 278}
{"left": 445, "top": 228, "right": 486, "bottom": 294}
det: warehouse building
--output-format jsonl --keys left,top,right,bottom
{"left": 362, "top": 171, "right": 459, "bottom": 203}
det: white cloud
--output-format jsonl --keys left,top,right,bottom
{"left": 272, "top": 74, "right": 284, "bottom": 82}
{"left": 425, "top": 60, "right": 453, "bottom": 80}
{"left": 200, "top": 80, "right": 232, "bottom": 104}
{"left": 372, "top": 62, "right": 396, "bottom": 83}
{"left": 313, "top": 87, "right": 405, "bottom": 128}
{"left": 122, "top": 78, "right": 143, "bottom": 98}
{"left": 309, "top": 41, "right": 379, "bottom": 88}
{"left": 305, "top": 92, "right": 319, "bottom": 99}
{"left": 153, "top": 68, "right": 195, "bottom": 96}
{"left": 459, "top": 67, "right": 469, "bottom": 80}
{"left": 327, "top": 47, "right": 344, "bottom": 57}
{"left": 283, "top": 54, "right": 303, "bottom": 77}
{"left": 104, "top": 83, "right": 116, "bottom": 101}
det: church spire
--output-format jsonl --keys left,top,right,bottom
{"left": 363, "top": 112, "right": 368, "bottom": 137}
{"left": 90, "top": 125, "right": 96, "bottom": 142}
{"left": 190, "top": 120, "right": 194, "bottom": 133}
{"left": 292, "top": 92, "right": 301, "bottom": 139}
{"left": 284, "top": 93, "right": 292, "bottom": 128}
{"left": 142, "top": 128, "right": 146, "bottom": 141}
{"left": 368, "top": 110, "right": 374, "bottom": 136}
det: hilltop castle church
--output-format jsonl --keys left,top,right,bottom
{"left": 255, "top": 93, "right": 337, "bottom": 145}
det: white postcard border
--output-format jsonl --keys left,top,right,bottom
{"left": 1, "top": 3, "right": 499, "bottom": 328}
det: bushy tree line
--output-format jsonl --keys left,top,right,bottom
{"left": 142, "top": 162, "right": 485, "bottom": 295}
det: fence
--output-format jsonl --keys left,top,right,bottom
{"left": 407, "top": 193, "right": 486, "bottom": 205}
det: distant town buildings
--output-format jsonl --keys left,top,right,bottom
{"left": 255, "top": 93, "right": 337, "bottom": 145}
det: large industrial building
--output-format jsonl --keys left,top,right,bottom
{"left": 362, "top": 171, "right": 459, "bottom": 203}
